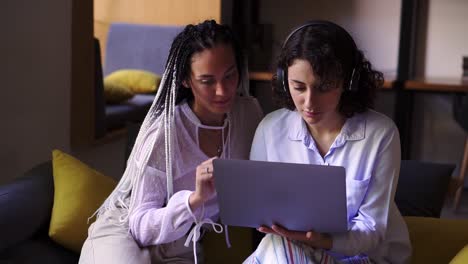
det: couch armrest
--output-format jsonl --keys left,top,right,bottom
{"left": 0, "top": 161, "right": 54, "bottom": 251}
{"left": 404, "top": 216, "right": 468, "bottom": 264}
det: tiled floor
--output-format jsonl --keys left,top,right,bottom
{"left": 441, "top": 188, "right": 468, "bottom": 219}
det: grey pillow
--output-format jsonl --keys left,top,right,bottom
{"left": 395, "top": 160, "right": 455, "bottom": 218}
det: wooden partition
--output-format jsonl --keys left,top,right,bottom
{"left": 71, "top": 0, "right": 94, "bottom": 148}
{"left": 94, "top": 0, "right": 221, "bottom": 61}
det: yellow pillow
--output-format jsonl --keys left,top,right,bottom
{"left": 104, "top": 69, "right": 161, "bottom": 94}
{"left": 103, "top": 79, "right": 134, "bottom": 104}
{"left": 49, "top": 149, "right": 117, "bottom": 253}
{"left": 450, "top": 245, "right": 468, "bottom": 264}
{"left": 404, "top": 216, "right": 468, "bottom": 264}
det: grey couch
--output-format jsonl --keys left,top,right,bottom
{"left": 95, "top": 23, "right": 183, "bottom": 138}
{"left": 0, "top": 119, "right": 457, "bottom": 263}
{"left": 0, "top": 161, "right": 78, "bottom": 263}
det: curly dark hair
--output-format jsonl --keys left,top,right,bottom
{"left": 273, "top": 21, "right": 383, "bottom": 117}
{"left": 152, "top": 20, "right": 243, "bottom": 114}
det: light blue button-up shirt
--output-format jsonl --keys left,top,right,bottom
{"left": 250, "top": 108, "right": 411, "bottom": 263}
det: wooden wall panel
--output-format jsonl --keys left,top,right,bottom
{"left": 94, "top": 0, "right": 221, "bottom": 61}
{"left": 71, "top": 0, "right": 94, "bottom": 148}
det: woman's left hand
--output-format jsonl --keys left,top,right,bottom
{"left": 258, "top": 224, "right": 333, "bottom": 250}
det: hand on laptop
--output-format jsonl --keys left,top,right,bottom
{"left": 258, "top": 224, "right": 333, "bottom": 250}
{"left": 189, "top": 157, "right": 218, "bottom": 211}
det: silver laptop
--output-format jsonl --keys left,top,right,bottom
{"left": 213, "top": 159, "right": 348, "bottom": 233}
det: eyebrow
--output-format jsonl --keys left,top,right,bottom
{"left": 195, "top": 64, "right": 237, "bottom": 79}
{"left": 224, "top": 64, "right": 236, "bottom": 74}
{"left": 290, "top": 79, "right": 306, "bottom": 85}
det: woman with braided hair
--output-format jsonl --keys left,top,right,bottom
{"left": 79, "top": 20, "right": 262, "bottom": 264}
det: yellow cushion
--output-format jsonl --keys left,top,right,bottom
{"left": 104, "top": 69, "right": 161, "bottom": 94}
{"left": 450, "top": 245, "right": 468, "bottom": 264}
{"left": 103, "top": 79, "right": 134, "bottom": 104}
{"left": 203, "top": 226, "right": 253, "bottom": 264}
{"left": 404, "top": 216, "right": 468, "bottom": 264}
{"left": 49, "top": 149, "right": 117, "bottom": 253}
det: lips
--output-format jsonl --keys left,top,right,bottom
{"left": 303, "top": 110, "right": 321, "bottom": 118}
{"left": 213, "top": 98, "right": 232, "bottom": 106}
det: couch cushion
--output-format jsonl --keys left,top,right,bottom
{"left": 395, "top": 160, "right": 455, "bottom": 217}
{"left": 105, "top": 69, "right": 161, "bottom": 94}
{"left": 203, "top": 226, "right": 253, "bottom": 264}
{"left": 103, "top": 79, "right": 135, "bottom": 104}
{"left": 105, "top": 94, "right": 155, "bottom": 130}
{"left": 49, "top": 150, "right": 117, "bottom": 253}
{"left": 405, "top": 216, "right": 468, "bottom": 264}
{"left": 0, "top": 235, "right": 78, "bottom": 264}
{"left": 97, "top": 23, "right": 183, "bottom": 135}
{"left": 0, "top": 161, "right": 53, "bottom": 251}
{"left": 450, "top": 244, "right": 468, "bottom": 264}
{"left": 104, "top": 23, "right": 183, "bottom": 76}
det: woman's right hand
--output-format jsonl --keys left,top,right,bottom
{"left": 189, "top": 157, "right": 217, "bottom": 211}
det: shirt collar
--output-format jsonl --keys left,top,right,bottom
{"left": 180, "top": 100, "right": 230, "bottom": 129}
{"left": 287, "top": 111, "right": 308, "bottom": 141}
{"left": 287, "top": 110, "right": 366, "bottom": 142}
{"left": 340, "top": 113, "right": 366, "bottom": 141}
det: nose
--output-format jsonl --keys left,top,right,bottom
{"left": 215, "top": 81, "right": 228, "bottom": 97}
{"left": 304, "top": 88, "right": 317, "bottom": 109}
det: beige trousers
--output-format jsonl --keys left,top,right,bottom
{"left": 79, "top": 209, "right": 202, "bottom": 264}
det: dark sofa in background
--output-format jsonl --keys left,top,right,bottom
{"left": 0, "top": 161, "right": 78, "bottom": 264}
{"left": 94, "top": 23, "right": 183, "bottom": 138}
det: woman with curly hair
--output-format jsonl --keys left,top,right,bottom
{"left": 245, "top": 21, "right": 411, "bottom": 263}
{"left": 79, "top": 20, "right": 262, "bottom": 264}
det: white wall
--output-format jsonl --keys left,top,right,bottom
{"left": 425, "top": 0, "right": 468, "bottom": 78}
{"left": 0, "top": 0, "right": 126, "bottom": 184}
{"left": 258, "top": 0, "right": 401, "bottom": 75}
{"left": 0, "top": 0, "right": 72, "bottom": 184}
